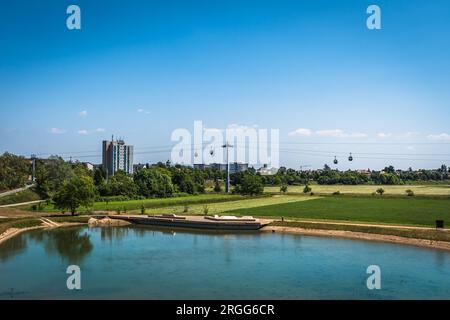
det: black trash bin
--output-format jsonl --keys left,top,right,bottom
{"left": 436, "top": 220, "right": 444, "bottom": 229}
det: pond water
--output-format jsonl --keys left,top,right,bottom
{"left": 1, "top": 226, "right": 450, "bottom": 299}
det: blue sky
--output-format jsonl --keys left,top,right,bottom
{"left": 1, "top": 0, "right": 449, "bottom": 169}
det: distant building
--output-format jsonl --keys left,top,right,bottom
{"left": 257, "top": 164, "right": 278, "bottom": 176}
{"left": 102, "top": 138, "right": 134, "bottom": 177}
{"left": 82, "top": 162, "right": 95, "bottom": 171}
{"left": 194, "top": 162, "right": 248, "bottom": 174}
{"left": 229, "top": 162, "right": 249, "bottom": 174}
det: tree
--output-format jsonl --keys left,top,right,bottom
{"left": 233, "top": 173, "right": 264, "bottom": 195}
{"left": 0, "top": 152, "right": 30, "bottom": 191}
{"left": 99, "top": 171, "right": 137, "bottom": 197}
{"left": 133, "top": 168, "right": 174, "bottom": 198}
{"left": 280, "top": 184, "right": 288, "bottom": 193}
{"left": 303, "top": 184, "right": 312, "bottom": 193}
{"left": 93, "top": 167, "right": 106, "bottom": 186}
{"left": 36, "top": 156, "right": 74, "bottom": 198}
{"left": 53, "top": 175, "right": 96, "bottom": 215}
{"left": 213, "top": 179, "right": 222, "bottom": 193}
{"left": 376, "top": 188, "right": 385, "bottom": 196}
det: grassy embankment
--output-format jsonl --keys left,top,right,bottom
{"left": 269, "top": 220, "right": 450, "bottom": 242}
{"left": 0, "top": 188, "right": 41, "bottom": 206}
{"left": 34, "top": 193, "right": 260, "bottom": 213}
{"left": 0, "top": 218, "right": 42, "bottom": 235}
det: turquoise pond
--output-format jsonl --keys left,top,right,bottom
{"left": 1, "top": 226, "right": 450, "bottom": 299}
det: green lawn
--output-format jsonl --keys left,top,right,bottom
{"left": 227, "top": 196, "right": 450, "bottom": 227}
{"left": 0, "top": 189, "right": 41, "bottom": 206}
{"left": 143, "top": 195, "right": 316, "bottom": 215}
{"left": 37, "top": 193, "right": 250, "bottom": 213}
{"left": 264, "top": 184, "right": 450, "bottom": 196}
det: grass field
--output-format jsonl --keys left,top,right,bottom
{"left": 0, "top": 189, "right": 41, "bottom": 206}
{"left": 142, "top": 195, "right": 317, "bottom": 215}
{"left": 36, "top": 193, "right": 250, "bottom": 213}
{"left": 265, "top": 184, "right": 450, "bottom": 196}
{"left": 227, "top": 196, "right": 450, "bottom": 227}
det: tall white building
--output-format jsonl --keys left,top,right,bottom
{"left": 102, "top": 138, "right": 134, "bottom": 177}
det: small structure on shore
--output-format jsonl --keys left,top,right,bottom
{"left": 108, "top": 214, "right": 268, "bottom": 231}
{"left": 88, "top": 217, "right": 130, "bottom": 227}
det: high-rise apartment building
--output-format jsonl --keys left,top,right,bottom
{"left": 102, "top": 138, "right": 134, "bottom": 177}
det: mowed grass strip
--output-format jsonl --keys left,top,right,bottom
{"left": 227, "top": 196, "right": 450, "bottom": 227}
{"left": 142, "top": 195, "right": 317, "bottom": 215}
{"left": 265, "top": 184, "right": 450, "bottom": 196}
{"left": 270, "top": 221, "right": 450, "bottom": 242}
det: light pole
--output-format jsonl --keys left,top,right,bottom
{"left": 31, "top": 154, "right": 36, "bottom": 183}
{"left": 222, "top": 142, "right": 233, "bottom": 193}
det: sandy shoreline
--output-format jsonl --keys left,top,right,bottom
{"left": 0, "top": 226, "right": 44, "bottom": 245}
{"left": 262, "top": 226, "right": 450, "bottom": 251}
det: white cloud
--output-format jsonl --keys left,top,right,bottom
{"left": 288, "top": 128, "right": 366, "bottom": 138}
{"left": 377, "top": 132, "right": 392, "bottom": 139}
{"left": 399, "top": 131, "right": 420, "bottom": 138}
{"left": 427, "top": 133, "right": 450, "bottom": 141}
{"left": 49, "top": 128, "right": 66, "bottom": 134}
{"left": 288, "top": 128, "right": 313, "bottom": 137}
{"left": 95, "top": 128, "right": 106, "bottom": 133}
{"left": 137, "top": 108, "right": 150, "bottom": 114}
{"left": 78, "top": 110, "right": 88, "bottom": 117}
{"left": 78, "top": 130, "right": 89, "bottom": 135}
{"left": 315, "top": 129, "right": 367, "bottom": 138}
{"left": 227, "top": 124, "right": 258, "bottom": 131}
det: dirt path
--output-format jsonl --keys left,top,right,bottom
{"left": 40, "top": 218, "right": 61, "bottom": 228}
{"left": 279, "top": 218, "right": 448, "bottom": 231}
{"left": 263, "top": 225, "right": 450, "bottom": 251}
{"left": 0, "top": 185, "right": 33, "bottom": 198}
{"left": 0, "top": 200, "right": 45, "bottom": 208}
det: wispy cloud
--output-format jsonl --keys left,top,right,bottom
{"left": 77, "top": 128, "right": 106, "bottom": 135}
{"left": 377, "top": 132, "right": 392, "bottom": 139}
{"left": 78, "top": 129, "right": 89, "bottom": 135}
{"left": 49, "top": 128, "right": 66, "bottom": 134}
{"left": 427, "top": 133, "right": 450, "bottom": 141}
{"left": 288, "top": 128, "right": 313, "bottom": 137}
{"left": 289, "top": 128, "right": 366, "bottom": 138}
{"left": 137, "top": 108, "right": 150, "bottom": 114}
{"left": 78, "top": 110, "right": 88, "bottom": 117}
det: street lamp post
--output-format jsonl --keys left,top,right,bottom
{"left": 222, "top": 142, "right": 234, "bottom": 193}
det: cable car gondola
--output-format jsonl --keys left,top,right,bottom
{"left": 333, "top": 156, "right": 338, "bottom": 165}
{"left": 348, "top": 153, "right": 353, "bottom": 161}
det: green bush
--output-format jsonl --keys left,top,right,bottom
{"left": 303, "top": 185, "right": 312, "bottom": 193}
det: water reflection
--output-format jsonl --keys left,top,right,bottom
{"left": 29, "top": 227, "right": 93, "bottom": 264}
{"left": 0, "top": 234, "right": 27, "bottom": 263}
